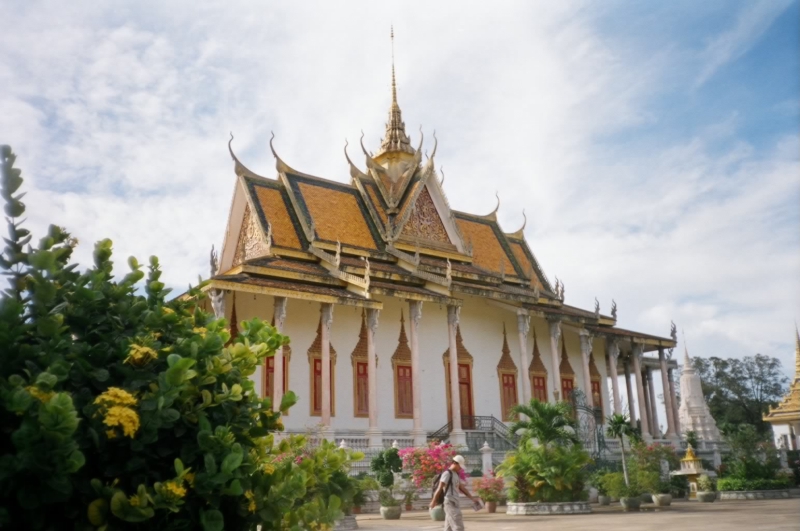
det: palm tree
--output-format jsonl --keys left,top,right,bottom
{"left": 606, "top": 413, "right": 633, "bottom": 486}
{"left": 509, "top": 399, "right": 579, "bottom": 447}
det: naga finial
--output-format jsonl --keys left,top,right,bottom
{"left": 210, "top": 245, "right": 219, "bottom": 277}
{"left": 335, "top": 240, "right": 342, "bottom": 269}
{"left": 594, "top": 297, "right": 600, "bottom": 317}
{"left": 611, "top": 299, "right": 618, "bottom": 320}
{"left": 446, "top": 258, "right": 452, "bottom": 284}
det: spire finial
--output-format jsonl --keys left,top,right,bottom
{"left": 391, "top": 26, "right": 397, "bottom": 105}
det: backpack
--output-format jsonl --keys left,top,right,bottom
{"left": 431, "top": 470, "right": 454, "bottom": 506}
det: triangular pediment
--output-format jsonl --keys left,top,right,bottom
{"left": 393, "top": 179, "right": 466, "bottom": 253}
{"left": 399, "top": 186, "right": 453, "bottom": 247}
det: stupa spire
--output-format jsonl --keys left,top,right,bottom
{"left": 795, "top": 322, "right": 800, "bottom": 377}
{"left": 377, "top": 27, "right": 414, "bottom": 157}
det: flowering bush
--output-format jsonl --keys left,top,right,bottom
{"left": 630, "top": 441, "right": 679, "bottom": 473}
{"left": 472, "top": 471, "right": 504, "bottom": 502}
{"left": 0, "top": 146, "right": 358, "bottom": 531}
{"left": 398, "top": 441, "right": 464, "bottom": 489}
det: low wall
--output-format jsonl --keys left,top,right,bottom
{"left": 507, "top": 502, "right": 591, "bottom": 515}
{"left": 719, "top": 490, "right": 790, "bottom": 501}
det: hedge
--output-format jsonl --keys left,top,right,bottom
{"left": 716, "top": 477, "right": 793, "bottom": 492}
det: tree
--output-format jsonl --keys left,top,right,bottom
{"left": 692, "top": 355, "right": 788, "bottom": 436}
{"left": 606, "top": 413, "right": 634, "bottom": 487}
{"left": 0, "top": 145, "right": 357, "bottom": 530}
{"left": 508, "top": 399, "right": 579, "bottom": 447}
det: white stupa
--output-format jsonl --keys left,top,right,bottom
{"left": 678, "top": 345, "right": 721, "bottom": 441}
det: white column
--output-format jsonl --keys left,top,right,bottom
{"left": 548, "top": 318, "right": 562, "bottom": 402}
{"left": 668, "top": 368, "right": 681, "bottom": 434}
{"left": 579, "top": 329, "right": 594, "bottom": 407}
{"left": 480, "top": 442, "right": 494, "bottom": 475}
{"left": 646, "top": 367, "right": 660, "bottom": 438}
{"left": 272, "top": 297, "right": 287, "bottom": 412}
{"left": 447, "top": 305, "right": 466, "bottom": 447}
{"left": 624, "top": 354, "right": 637, "bottom": 428}
{"left": 658, "top": 348, "right": 677, "bottom": 439}
{"left": 607, "top": 338, "right": 622, "bottom": 414}
{"left": 320, "top": 303, "right": 334, "bottom": 439}
{"left": 516, "top": 310, "right": 531, "bottom": 405}
{"left": 409, "top": 300, "right": 426, "bottom": 447}
{"left": 366, "top": 308, "right": 382, "bottom": 448}
{"left": 631, "top": 344, "right": 651, "bottom": 440}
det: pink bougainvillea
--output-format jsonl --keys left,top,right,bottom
{"left": 399, "top": 441, "right": 466, "bottom": 488}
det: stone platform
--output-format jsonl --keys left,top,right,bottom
{"left": 507, "top": 501, "right": 592, "bottom": 515}
{"left": 719, "top": 489, "right": 790, "bottom": 500}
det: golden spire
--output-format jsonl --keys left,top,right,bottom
{"left": 377, "top": 26, "right": 414, "bottom": 157}
{"left": 795, "top": 322, "right": 800, "bottom": 377}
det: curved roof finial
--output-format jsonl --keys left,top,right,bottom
{"left": 521, "top": 209, "right": 527, "bottom": 231}
{"left": 344, "top": 139, "right": 366, "bottom": 179}
{"left": 417, "top": 125, "right": 424, "bottom": 153}
{"left": 269, "top": 132, "right": 295, "bottom": 174}
{"left": 491, "top": 191, "right": 501, "bottom": 215}
{"left": 430, "top": 130, "right": 438, "bottom": 159}
{"left": 227, "top": 132, "right": 250, "bottom": 177}
{"left": 440, "top": 166, "right": 445, "bottom": 186}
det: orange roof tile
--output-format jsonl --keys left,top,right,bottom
{"left": 510, "top": 241, "right": 545, "bottom": 290}
{"left": 363, "top": 181, "right": 388, "bottom": 225}
{"left": 455, "top": 217, "right": 516, "bottom": 275}
{"left": 297, "top": 181, "right": 378, "bottom": 250}
{"left": 252, "top": 184, "right": 302, "bottom": 249}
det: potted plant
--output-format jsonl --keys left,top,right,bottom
{"left": 652, "top": 479, "right": 673, "bottom": 507}
{"left": 401, "top": 486, "right": 418, "bottom": 511}
{"left": 378, "top": 489, "right": 402, "bottom": 519}
{"left": 696, "top": 474, "right": 716, "bottom": 503}
{"left": 589, "top": 469, "right": 611, "bottom": 505}
{"left": 474, "top": 471, "right": 504, "bottom": 513}
{"left": 352, "top": 475, "right": 379, "bottom": 514}
{"left": 603, "top": 471, "right": 642, "bottom": 511}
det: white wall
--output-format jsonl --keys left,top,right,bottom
{"left": 230, "top": 291, "right": 608, "bottom": 435}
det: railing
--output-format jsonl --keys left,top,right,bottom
{"left": 428, "top": 416, "right": 517, "bottom": 451}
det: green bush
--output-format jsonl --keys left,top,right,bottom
{"left": 716, "top": 477, "right": 792, "bottom": 492}
{"left": 498, "top": 441, "right": 591, "bottom": 503}
{"left": 599, "top": 471, "right": 641, "bottom": 498}
{"left": 370, "top": 448, "right": 402, "bottom": 488}
{"left": 696, "top": 474, "right": 715, "bottom": 492}
{"left": 0, "top": 145, "right": 360, "bottom": 531}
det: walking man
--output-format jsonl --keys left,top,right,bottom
{"left": 430, "top": 455, "right": 480, "bottom": 531}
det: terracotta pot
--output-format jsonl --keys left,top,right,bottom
{"left": 597, "top": 495, "right": 611, "bottom": 506}
{"left": 380, "top": 506, "right": 402, "bottom": 520}
{"left": 696, "top": 491, "right": 716, "bottom": 503}
{"left": 485, "top": 501, "right": 497, "bottom": 513}
{"left": 405, "top": 503, "right": 412, "bottom": 511}
{"left": 430, "top": 505, "right": 445, "bottom": 521}
{"left": 653, "top": 494, "right": 672, "bottom": 507}
{"left": 352, "top": 506, "right": 361, "bottom": 515}
{"left": 620, "top": 497, "right": 641, "bottom": 512}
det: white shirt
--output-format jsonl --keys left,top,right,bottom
{"left": 440, "top": 470, "right": 460, "bottom": 502}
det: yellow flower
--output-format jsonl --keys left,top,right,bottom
{"left": 164, "top": 480, "right": 186, "bottom": 499}
{"left": 129, "top": 495, "right": 140, "bottom": 507}
{"left": 103, "top": 406, "right": 140, "bottom": 438}
{"left": 125, "top": 343, "right": 158, "bottom": 367}
{"left": 106, "top": 429, "right": 117, "bottom": 439}
{"left": 25, "top": 385, "right": 54, "bottom": 403}
{"left": 262, "top": 463, "right": 276, "bottom": 475}
{"left": 245, "top": 490, "right": 257, "bottom": 513}
{"left": 95, "top": 387, "right": 138, "bottom": 407}
{"left": 184, "top": 472, "right": 196, "bottom": 487}
{"left": 193, "top": 327, "right": 208, "bottom": 338}
{"left": 163, "top": 307, "right": 175, "bottom": 315}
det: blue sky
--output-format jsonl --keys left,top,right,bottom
{"left": 1, "top": 1, "right": 798, "bottom": 406}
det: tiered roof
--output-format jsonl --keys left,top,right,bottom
{"left": 207, "top": 61, "right": 676, "bottom": 351}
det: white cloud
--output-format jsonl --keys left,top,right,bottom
{"left": 695, "top": 0, "right": 793, "bottom": 87}
{"left": 0, "top": 1, "right": 798, "bottom": 380}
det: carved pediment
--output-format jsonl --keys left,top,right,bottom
{"left": 400, "top": 187, "right": 451, "bottom": 245}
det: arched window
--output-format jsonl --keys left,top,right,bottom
{"left": 307, "top": 314, "right": 336, "bottom": 417}
{"left": 392, "top": 312, "right": 413, "bottom": 419}
{"left": 497, "top": 324, "right": 519, "bottom": 421}
{"left": 559, "top": 336, "right": 575, "bottom": 402}
{"left": 351, "top": 310, "right": 371, "bottom": 418}
{"left": 529, "top": 328, "right": 548, "bottom": 402}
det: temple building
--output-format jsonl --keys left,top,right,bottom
{"left": 764, "top": 327, "right": 800, "bottom": 450}
{"left": 203, "top": 50, "right": 679, "bottom": 449}
{"left": 678, "top": 345, "right": 721, "bottom": 442}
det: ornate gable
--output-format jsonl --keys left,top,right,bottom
{"left": 442, "top": 325, "right": 473, "bottom": 362}
{"left": 399, "top": 186, "right": 453, "bottom": 247}
{"left": 233, "top": 204, "right": 271, "bottom": 267}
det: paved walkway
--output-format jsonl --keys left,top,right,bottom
{"left": 356, "top": 499, "right": 800, "bottom": 531}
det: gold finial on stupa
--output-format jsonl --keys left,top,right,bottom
{"left": 683, "top": 444, "right": 698, "bottom": 462}
{"left": 795, "top": 322, "right": 800, "bottom": 377}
